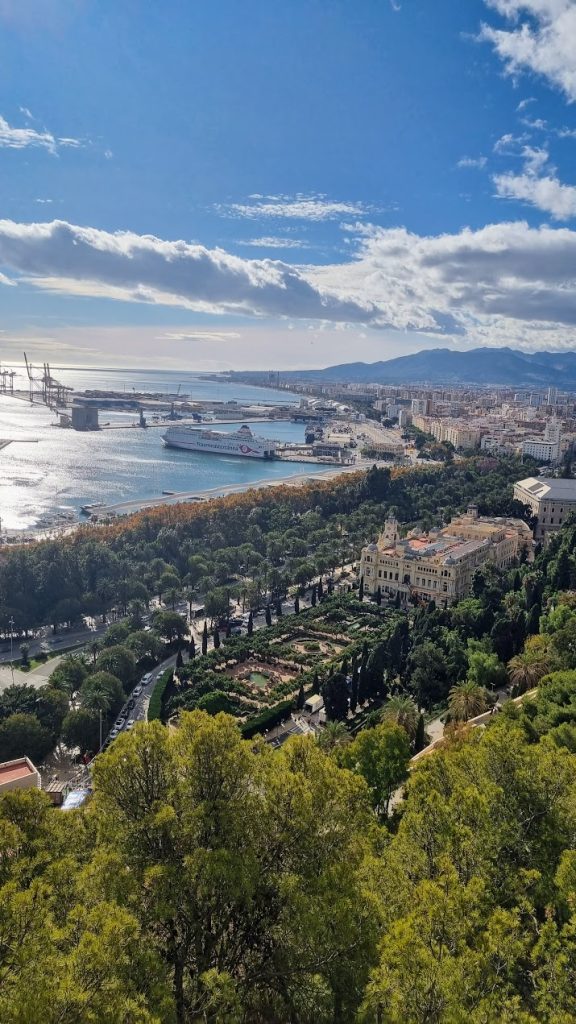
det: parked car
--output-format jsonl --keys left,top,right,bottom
{"left": 132, "top": 685, "right": 143, "bottom": 697}
{"left": 126, "top": 719, "right": 136, "bottom": 730}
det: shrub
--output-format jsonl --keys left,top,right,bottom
{"left": 148, "top": 669, "right": 173, "bottom": 722}
{"left": 240, "top": 699, "right": 294, "bottom": 739}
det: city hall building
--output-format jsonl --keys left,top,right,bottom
{"left": 360, "top": 506, "right": 532, "bottom": 607}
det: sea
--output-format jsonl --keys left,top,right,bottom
{"left": 0, "top": 367, "right": 317, "bottom": 532}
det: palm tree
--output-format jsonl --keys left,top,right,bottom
{"left": 381, "top": 695, "right": 420, "bottom": 739}
{"left": 448, "top": 681, "right": 489, "bottom": 723}
{"left": 507, "top": 651, "right": 549, "bottom": 694}
{"left": 317, "top": 721, "right": 351, "bottom": 752}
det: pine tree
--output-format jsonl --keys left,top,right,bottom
{"left": 247, "top": 611, "right": 253, "bottom": 636}
{"left": 296, "top": 681, "right": 305, "bottom": 710}
{"left": 414, "top": 713, "right": 426, "bottom": 753}
{"left": 265, "top": 605, "right": 272, "bottom": 627}
{"left": 359, "top": 576, "right": 364, "bottom": 601}
{"left": 213, "top": 627, "right": 220, "bottom": 650}
{"left": 294, "top": 595, "right": 300, "bottom": 614}
{"left": 202, "top": 621, "right": 208, "bottom": 656}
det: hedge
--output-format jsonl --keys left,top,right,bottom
{"left": 240, "top": 699, "right": 294, "bottom": 740}
{"left": 148, "top": 669, "right": 173, "bottom": 722}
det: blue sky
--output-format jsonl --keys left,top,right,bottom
{"left": 1, "top": 0, "right": 576, "bottom": 369}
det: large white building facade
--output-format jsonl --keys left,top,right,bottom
{"left": 514, "top": 477, "right": 576, "bottom": 541}
{"left": 360, "top": 506, "right": 532, "bottom": 607}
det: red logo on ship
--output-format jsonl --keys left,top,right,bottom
{"left": 240, "top": 444, "right": 259, "bottom": 454}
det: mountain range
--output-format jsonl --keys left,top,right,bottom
{"left": 272, "top": 347, "right": 576, "bottom": 387}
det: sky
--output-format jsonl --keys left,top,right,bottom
{"left": 1, "top": 0, "right": 576, "bottom": 371}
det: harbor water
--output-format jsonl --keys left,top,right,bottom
{"left": 0, "top": 367, "right": 315, "bottom": 531}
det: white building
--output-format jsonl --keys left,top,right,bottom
{"left": 521, "top": 419, "right": 562, "bottom": 463}
{"left": 514, "top": 477, "right": 576, "bottom": 541}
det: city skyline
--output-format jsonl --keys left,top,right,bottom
{"left": 1, "top": 1, "right": 576, "bottom": 368}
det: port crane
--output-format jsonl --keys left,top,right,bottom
{"left": 23, "top": 354, "right": 72, "bottom": 410}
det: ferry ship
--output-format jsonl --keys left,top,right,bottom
{"left": 162, "top": 423, "right": 277, "bottom": 459}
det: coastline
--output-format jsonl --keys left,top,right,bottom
{"left": 5, "top": 461, "right": 386, "bottom": 543}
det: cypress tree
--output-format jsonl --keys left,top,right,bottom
{"left": 311, "top": 587, "right": 317, "bottom": 607}
{"left": 276, "top": 598, "right": 282, "bottom": 617}
{"left": 226, "top": 621, "right": 231, "bottom": 638}
{"left": 201, "top": 620, "right": 208, "bottom": 656}
{"left": 294, "top": 595, "right": 300, "bottom": 614}
{"left": 350, "top": 663, "right": 359, "bottom": 713}
{"left": 358, "top": 658, "right": 368, "bottom": 705}
{"left": 341, "top": 655, "right": 349, "bottom": 677}
{"left": 296, "top": 681, "right": 305, "bottom": 710}
{"left": 176, "top": 647, "right": 183, "bottom": 669}
{"left": 359, "top": 576, "right": 364, "bottom": 601}
{"left": 414, "top": 713, "right": 426, "bottom": 753}
{"left": 512, "top": 570, "right": 522, "bottom": 592}
{"left": 189, "top": 636, "right": 196, "bottom": 659}
{"left": 312, "top": 671, "right": 320, "bottom": 695}
{"left": 213, "top": 627, "right": 220, "bottom": 650}
{"left": 526, "top": 602, "right": 541, "bottom": 635}
{"left": 376, "top": 585, "right": 382, "bottom": 606}
{"left": 318, "top": 578, "right": 324, "bottom": 599}
{"left": 247, "top": 611, "right": 253, "bottom": 636}
{"left": 265, "top": 605, "right": 272, "bottom": 627}
{"left": 394, "top": 590, "right": 401, "bottom": 609}
{"left": 327, "top": 577, "right": 334, "bottom": 595}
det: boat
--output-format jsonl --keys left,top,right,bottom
{"left": 80, "top": 502, "right": 105, "bottom": 515}
{"left": 162, "top": 423, "right": 277, "bottom": 459}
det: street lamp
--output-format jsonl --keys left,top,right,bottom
{"left": 8, "top": 615, "right": 14, "bottom": 684}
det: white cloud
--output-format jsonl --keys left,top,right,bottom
{"left": 34, "top": 198, "right": 53, "bottom": 204}
{"left": 0, "top": 218, "right": 374, "bottom": 324}
{"left": 159, "top": 331, "right": 242, "bottom": 342}
{"left": 18, "top": 106, "right": 34, "bottom": 120}
{"left": 308, "top": 219, "right": 576, "bottom": 343}
{"left": 457, "top": 155, "right": 488, "bottom": 168}
{"left": 494, "top": 169, "right": 576, "bottom": 216}
{"left": 481, "top": 1, "right": 576, "bottom": 102}
{"left": 4, "top": 217, "right": 576, "bottom": 349}
{"left": 236, "top": 236, "right": 311, "bottom": 249}
{"left": 218, "top": 193, "right": 373, "bottom": 221}
{"left": 494, "top": 131, "right": 531, "bottom": 153}
{"left": 0, "top": 113, "right": 82, "bottom": 153}
{"left": 492, "top": 139, "right": 576, "bottom": 218}
{"left": 516, "top": 96, "right": 536, "bottom": 110}
{"left": 522, "top": 143, "right": 549, "bottom": 172}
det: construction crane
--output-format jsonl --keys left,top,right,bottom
{"left": 23, "top": 354, "right": 72, "bottom": 410}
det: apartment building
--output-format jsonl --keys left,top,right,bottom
{"left": 360, "top": 506, "right": 531, "bottom": 606}
{"left": 514, "top": 477, "right": 576, "bottom": 541}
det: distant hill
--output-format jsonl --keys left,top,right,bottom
{"left": 268, "top": 347, "right": 576, "bottom": 387}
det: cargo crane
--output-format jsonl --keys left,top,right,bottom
{"left": 23, "top": 354, "right": 72, "bottom": 410}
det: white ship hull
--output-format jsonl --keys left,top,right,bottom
{"left": 162, "top": 423, "right": 276, "bottom": 459}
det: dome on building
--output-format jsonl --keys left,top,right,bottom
{"left": 367, "top": 542, "right": 378, "bottom": 552}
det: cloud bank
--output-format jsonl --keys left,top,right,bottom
{"left": 219, "top": 194, "right": 373, "bottom": 221}
{"left": 2, "top": 218, "right": 576, "bottom": 349}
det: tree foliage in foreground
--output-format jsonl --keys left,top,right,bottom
{"left": 6, "top": 690, "right": 576, "bottom": 1020}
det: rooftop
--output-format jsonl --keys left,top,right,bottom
{"left": 0, "top": 757, "right": 37, "bottom": 785}
{"left": 515, "top": 477, "right": 576, "bottom": 501}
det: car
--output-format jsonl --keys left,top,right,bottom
{"left": 108, "top": 728, "right": 119, "bottom": 740}
{"left": 114, "top": 717, "right": 126, "bottom": 729}
{"left": 228, "top": 616, "right": 243, "bottom": 626}
{"left": 126, "top": 718, "right": 135, "bottom": 729}
{"left": 141, "top": 673, "right": 152, "bottom": 683}
{"left": 228, "top": 625, "right": 242, "bottom": 636}
{"left": 132, "top": 685, "right": 143, "bottom": 697}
